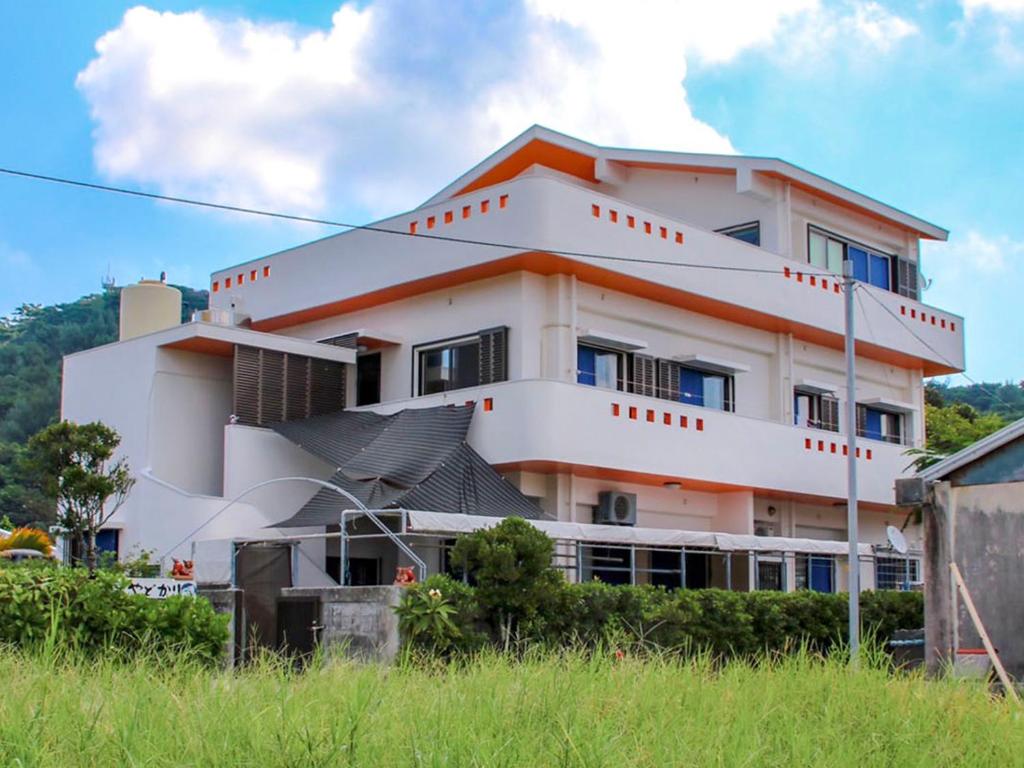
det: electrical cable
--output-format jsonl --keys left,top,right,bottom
{"left": 0, "top": 165, "right": 837, "bottom": 278}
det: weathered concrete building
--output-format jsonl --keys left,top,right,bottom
{"left": 902, "top": 418, "right": 1024, "bottom": 677}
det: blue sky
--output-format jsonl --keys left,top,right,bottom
{"left": 1, "top": 0, "right": 1022, "bottom": 382}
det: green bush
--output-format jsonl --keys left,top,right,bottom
{"left": 0, "top": 561, "right": 228, "bottom": 664}
{"left": 400, "top": 577, "right": 924, "bottom": 658}
{"left": 401, "top": 520, "right": 924, "bottom": 658}
{"left": 449, "top": 517, "right": 564, "bottom": 636}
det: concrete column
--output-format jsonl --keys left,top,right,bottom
{"left": 540, "top": 274, "right": 576, "bottom": 383}
{"left": 924, "top": 481, "right": 954, "bottom": 677}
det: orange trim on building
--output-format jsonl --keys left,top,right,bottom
{"left": 494, "top": 460, "right": 896, "bottom": 510}
{"left": 249, "top": 251, "right": 958, "bottom": 375}
{"left": 454, "top": 138, "right": 597, "bottom": 198}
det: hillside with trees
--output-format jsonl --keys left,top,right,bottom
{"left": 0, "top": 285, "right": 207, "bottom": 527}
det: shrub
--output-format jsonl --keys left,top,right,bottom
{"left": 399, "top": 577, "right": 924, "bottom": 659}
{"left": 0, "top": 527, "right": 52, "bottom": 556}
{"left": 0, "top": 562, "right": 228, "bottom": 664}
{"left": 449, "top": 517, "right": 564, "bottom": 635}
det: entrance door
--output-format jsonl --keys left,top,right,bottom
{"left": 235, "top": 543, "right": 292, "bottom": 659}
{"left": 276, "top": 597, "right": 321, "bottom": 660}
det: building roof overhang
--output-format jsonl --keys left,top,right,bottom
{"left": 158, "top": 321, "right": 356, "bottom": 364}
{"left": 423, "top": 125, "right": 948, "bottom": 241}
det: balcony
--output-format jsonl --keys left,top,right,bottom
{"left": 361, "top": 379, "right": 910, "bottom": 507}
{"left": 222, "top": 175, "right": 964, "bottom": 376}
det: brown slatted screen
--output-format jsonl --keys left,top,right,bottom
{"left": 319, "top": 332, "right": 360, "bottom": 349}
{"left": 310, "top": 358, "right": 346, "bottom": 417}
{"left": 478, "top": 326, "right": 508, "bottom": 385}
{"left": 233, "top": 345, "right": 346, "bottom": 426}
{"left": 259, "top": 350, "right": 285, "bottom": 425}
{"left": 233, "top": 346, "right": 261, "bottom": 426}
{"left": 284, "top": 355, "right": 311, "bottom": 422}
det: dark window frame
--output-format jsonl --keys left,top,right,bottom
{"left": 716, "top": 220, "right": 761, "bottom": 247}
{"left": 414, "top": 333, "right": 482, "bottom": 396}
{"left": 794, "top": 388, "right": 840, "bottom": 432}
{"left": 856, "top": 403, "right": 906, "bottom": 445}
{"left": 806, "top": 224, "right": 898, "bottom": 293}
{"left": 676, "top": 365, "right": 735, "bottom": 412}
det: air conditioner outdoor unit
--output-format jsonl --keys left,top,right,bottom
{"left": 594, "top": 491, "right": 637, "bottom": 526}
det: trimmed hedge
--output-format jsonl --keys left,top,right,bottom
{"left": 402, "top": 574, "right": 923, "bottom": 658}
{"left": 0, "top": 562, "right": 229, "bottom": 664}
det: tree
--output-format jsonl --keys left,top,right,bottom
{"left": 24, "top": 421, "right": 134, "bottom": 571}
{"left": 906, "top": 402, "right": 1006, "bottom": 471}
{"left": 450, "top": 516, "right": 562, "bottom": 640}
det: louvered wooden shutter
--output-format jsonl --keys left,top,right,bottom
{"left": 657, "top": 359, "right": 679, "bottom": 401}
{"left": 478, "top": 326, "right": 508, "bottom": 385}
{"left": 233, "top": 345, "right": 261, "bottom": 426}
{"left": 258, "top": 350, "right": 285, "bottom": 425}
{"left": 631, "top": 354, "right": 656, "bottom": 397}
{"left": 233, "top": 345, "right": 346, "bottom": 426}
{"left": 821, "top": 396, "right": 840, "bottom": 433}
{"left": 895, "top": 258, "right": 919, "bottom": 300}
{"left": 319, "top": 332, "right": 359, "bottom": 349}
{"left": 310, "top": 358, "right": 346, "bottom": 416}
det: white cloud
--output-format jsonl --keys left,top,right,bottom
{"left": 850, "top": 2, "right": 918, "bottom": 49}
{"left": 77, "top": 1, "right": 919, "bottom": 217}
{"left": 922, "top": 229, "right": 1022, "bottom": 279}
{"left": 962, "top": 0, "right": 1024, "bottom": 18}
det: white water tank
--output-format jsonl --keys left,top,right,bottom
{"left": 119, "top": 277, "right": 182, "bottom": 341}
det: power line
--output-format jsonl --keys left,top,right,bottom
{"left": 854, "top": 284, "right": 1016, "bottom": 411}
{"left": 0, "top": 165, "right": 840, "bottom": 279}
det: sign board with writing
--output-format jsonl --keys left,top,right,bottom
{"left": 126, "top": 578, "right": 197, "bottom": 599}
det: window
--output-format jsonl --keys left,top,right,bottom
{"left": 419, "top": 338, "right": 480, "bottom": 395}
{"left": 650, "top": 549, "right": 683, "bottom": 589}
{"left": 794, "top": 389, "right": 839, "bottom": 432}
{"left": 857, "top": 404, "right": 904, "bottom": 445}
{"left": 577, "top": 344, "right": 623, "bottom": 390}
{"left": 875, "top": 557, "right": 920, "bottom": 591}
{"left": 356, "top": 353, "right": 381, "bottom": 406}
{"left": 716, "top": 221, "right": 760, "bottom": 246}
{"left": 678, "top": 367, "right": 733, "bottom": 411}
{"left": 415, "top": 327, "right": 507, "bottom": 396}
{"left": 585, "top": 546, "right": 632, "bottom": 585}
{"left": 757, "top": 560, "right": 784, "bottom": 591}
{"left": 795, "top": 554, "right": 834, "bottom": 593}
{"left": 808, "top": 227, "right": 893, "bottom": 291}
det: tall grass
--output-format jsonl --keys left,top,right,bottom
{"left": 0, "top": 646, "right": 1017, "bottom": 767}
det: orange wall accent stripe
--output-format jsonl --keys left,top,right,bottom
{"left": 250, "top": 251, "right": 958, "bottom": 375}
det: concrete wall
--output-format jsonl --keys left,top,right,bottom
{"left": 283, "top": 585, "right": 403, "bottom": 663}
{"left": 925, "top": 480, "right": 1024, "bottom": 678}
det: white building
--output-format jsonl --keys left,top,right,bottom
{"left": 62, "top": 126, "right": 963, "bottom": 594}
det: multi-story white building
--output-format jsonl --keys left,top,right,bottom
{"left": 62, "top": 126, "right": 962, "bottom": 594}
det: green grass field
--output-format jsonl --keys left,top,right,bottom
{"left": 0, "top": 649, "right": 1018, "bottom": 767}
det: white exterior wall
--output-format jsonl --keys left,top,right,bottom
{"left": 58, "top": 144, "right": 945, "bottom": 592}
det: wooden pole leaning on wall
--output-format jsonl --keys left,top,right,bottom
{"left": 950, "top": 562, "right": 1021, "bottom": 704}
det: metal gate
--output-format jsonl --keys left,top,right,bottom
{"left": 276, "top": 597, "right": 322, "bottom": 660}
{"left": 235, "top": 542, "right": 292, "bottom": 660}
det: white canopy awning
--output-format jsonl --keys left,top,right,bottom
{"left": 403, "top": 511, "right": 873, "bottom": 555}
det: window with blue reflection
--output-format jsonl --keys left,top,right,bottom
{"left": 848, "top": 246, "right": 869, "bottom": 282}
{"left": 870, "top": 253, "right": 890, "bottom": 289}
{"left": 577, "top": 345, "right": 621, "bottom": 390}
{"left": 678, "top": 367, "right": 731, "bottom": 411}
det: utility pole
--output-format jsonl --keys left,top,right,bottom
{"left": 844, "top": 263, "right": 861, "bottom": 662}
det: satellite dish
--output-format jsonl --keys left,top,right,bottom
{"left": 886, "top": 525, "right": 908, "bottom": 555}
